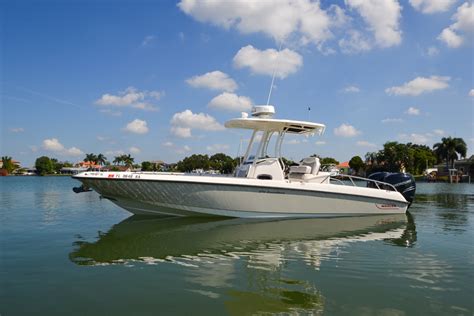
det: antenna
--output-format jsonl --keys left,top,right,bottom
{"left": 266, "top": 41, "right": 283, "bottom": 105}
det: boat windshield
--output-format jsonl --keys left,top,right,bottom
{"left": 243, "top": 130, "right": 281, "bottom": 164}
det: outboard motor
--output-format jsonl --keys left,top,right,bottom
{"left": 368, "top": 172, "right": 416, "bottom": 206}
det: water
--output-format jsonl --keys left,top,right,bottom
{"left": 1, "top": 177, "right": 473, "bottom": 315}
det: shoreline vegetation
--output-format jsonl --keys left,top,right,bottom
{"left": 1, "top": 137, "right": 471, "bottom": 182}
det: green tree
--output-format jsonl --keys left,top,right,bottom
{"left": 349, "top": 156, "right": 365, "bottom": 174}
{"left": 84, "top": 153, "right": 98, "bottom": 164}
{"left": 113, "top": 155, "right": 123, "bottom": 165}
{"left": 433, "top": 137, "right": 467, "bottom": 169}
{"left": 123, "top": 154, "right": 134, "bottom": 168}
{"left": 176, "top": 154, "right": 210, "bottom": 172}
{"left": 210, "top": 153, "right": 237, "bottom": 174}
{"left": 141, "top": 161, "right": 153, "bottom": 171}
{"left": 96, "top": 154, "right": 107, "bottom": 167}
{"left": 35, "top": 156, "right": 54, "bottom": 176}
{"left": 320, "top": 157, "right": 339, "bottom": 165}
{"left": 1, "top": 156, "right": 16, "bottom": 174}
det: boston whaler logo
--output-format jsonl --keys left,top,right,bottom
{"left": 375, "top": 203, "right": 399, "bottom": 209}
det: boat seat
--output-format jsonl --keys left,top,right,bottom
{"left": 289, "top": 157, "right": 321, "bottom": 180}
{"left": 289, "top": 165, "right": 312, "bottom": 174}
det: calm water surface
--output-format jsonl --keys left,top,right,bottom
{"left": 1, "top": 177, "right": 473, "bottom": 315}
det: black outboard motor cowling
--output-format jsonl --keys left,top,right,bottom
{"left": 368, "top": 172, "right": 416, "bottom": 207}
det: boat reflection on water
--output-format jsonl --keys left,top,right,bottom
{"left": 70, "top": 214, "right": 416, "bottom": 315}
{"left": 70, "top": 213, "right": 415, "bottom": 267}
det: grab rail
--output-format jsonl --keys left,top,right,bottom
{"left": 329, "top": 174, "right": 398, "bottom": 192}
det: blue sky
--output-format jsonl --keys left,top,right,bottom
{"left": 1, "top": 0, "right": 473, "bottom": 167}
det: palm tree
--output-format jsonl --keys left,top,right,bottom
{"left": 113, "top": 156, "right": 123, "bottom": 165}
{"left": 433, "top": 137, "right": 467, "bottom": 169}
{"left": 84, "top": 153, "right": 98, "bottom": 164}
{"left": 96, "top": 154, "right": 107, "bottom": 167}
{"left": 1, "top": 156, "right": 15, "bottom": 173}
{"left": 123, "top": 154, "right": 134, "bottom": 168}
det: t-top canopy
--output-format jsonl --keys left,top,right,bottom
{"left": 225, "top": 117, "right": 326, "bottom": 135}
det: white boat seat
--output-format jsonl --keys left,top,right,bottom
{"left": 300, "top": 157, "right": 321, "bottom": 175}
{"left": 289, "top": 165, "right": 312, "bottom": 174}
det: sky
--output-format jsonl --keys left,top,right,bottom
{"left": 1, "top": 0, "right": 473, "bottom": 167}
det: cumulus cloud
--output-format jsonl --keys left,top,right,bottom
{"left": 334, "top": 123, "right": 360, "bottom": 137}
{"left": 438, "top": 28, "right": 464, "bottom": 48}
{"left": 124, "top": 119, "right": 149, "bottom": 134}
{"left": 438, "top": 2, "right": 474, "bottom": 48}
{"left": 343, "top": 85, "right": 361, "bottom": 93}
{"left": 178, "top": 0, "right": 342, "bottom": 46}
{"left": 95, "top": 87, "right": 162, "bottom": 111}
{"left": 42, "top": 138, "right": 84, "bottom": 156}
{"left": 409, "top": 0, "right": 456, "bottom": 14}
{"left": 129, "top": 146, "right": 141, "bottom": 154}
{"left": 433, "top": 129, "right": 445, "bottom": 136}
{"left": 162, "top": 141, "right": 174, "bottom": 147}
{"left": 386, "top": 76, "right": 450, "bottom": 96}
{"left": 426, "top": 46, "right": 440, "bottom": 56}
{"left": 208, "top": 92, "right": 253, "bottom": 112}
{"left": 345, "top": 0, "right": 402, "bottom": 48}
{"left": 206, "top": 144, "right": 230, "bottom": 152}
{"left": 233, "top": 45, "right": 303, "bottom": 79}
{"left": 339, "top": 30, "right": 372, "bottom": 54}
{"left": 356, "top": 140, "right": 377, "bottom": 148}
{"left": 170, "top": 110, "right": 224, "bottom": 138}
{"left": 406, "top": 107, "right": 421, "bottom": 115}
{"left": 469, "top": 89, "right": 474, "bottom": 97}
{"left": 186, "top": 71, "right": 238, "bottom": 92}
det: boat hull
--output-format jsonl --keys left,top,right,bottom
{"left": 73, "top": 173, "right": 408, "bottom": 218}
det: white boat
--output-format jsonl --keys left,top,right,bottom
{"left": 73, "top": 105, "right": 415, "bottom": 217}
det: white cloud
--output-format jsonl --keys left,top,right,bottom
{"left": 334, "top": 123, "right": 361, "bottom": 137}
{"left": 315, "top": 141, "right": 326, "bottom": 145}
{"left": 339, "top": 30, "right": 372, "bottom": 54}
{"left": 42, "top": 138, "right": 83, "bottom": 156}
{"left": 356, "top": 140, "right": 377, "bottom": 148}
{"left": 141, "top": 35, "right": 156, "bottom": 47}
{"left": 105, "top": 150, "right": 125, "bottom": 156}
{"left": 385, "top": 76, "right": 450, "bottom": 96}
{"left": 95, "top": 87, "right": 162, "bottom": 111}
{"left": 178, "top": 0, "right": 341, "bottom": 46}
{"left": 170, "top": 126, "right": 192, "bottom": 138}
{"left": 399, "top": 133, "right": 430, "bottom": 144}
{"left": 343, "top": 85, "right": 360, "bottom": 93}
{"left": 285, "top": 139, "right": 301, "bottom": 145}
{"left": 233, "top": 45, "right": 303, "bottom": 79}
{"left": 9, "top": 127, "right": 24, "bottom": 133}
{"left": 66, "top": 147, "right": 84, "bottom": 156}
{"left": 433, "top": 129, "right": 445, "bottom": 135}
{"left": 170, "top": 110, "right": 224, "bottom": 138}
{"left": 162, "top": 141, "right": 174, "bottom": 147}
{"left": 381, "top": 118, "right": 404, "bottom": 123}
{"left": 43, "top": 138, "right": 65, "bottom": 152}
{"left": 176, "top": 145, "right": 192, "bottom": 154}
{"left": 438, "top": 27, "right": 464, "bottom": 48}
{"left": 129, "top": 146, "right": 141, "bottom": 154}
{"left": 469, "top": 89, "right": 474, "bottom": 97}
{"left": 208, "top": 92, "right": 252, "bottom": 112}
{"left": 345, "top": 0, "right": 402, "bottom": 48}
{"left": 186, "top": 71, "right": 238, "bottom": 92}
{"left": 206, "top": 144, "right": 230, "bottom": 152}
{"left": 406, "top": 107, "right": 421, "bottom": 115}
{"left": 438, "top": 2, "right": 474, "bottom": 48}
{"left": 409, "top": 0, "right": 456, "bottom": 14}
{"left": 124, "top": 119, "right": 149, "bottom": 134}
